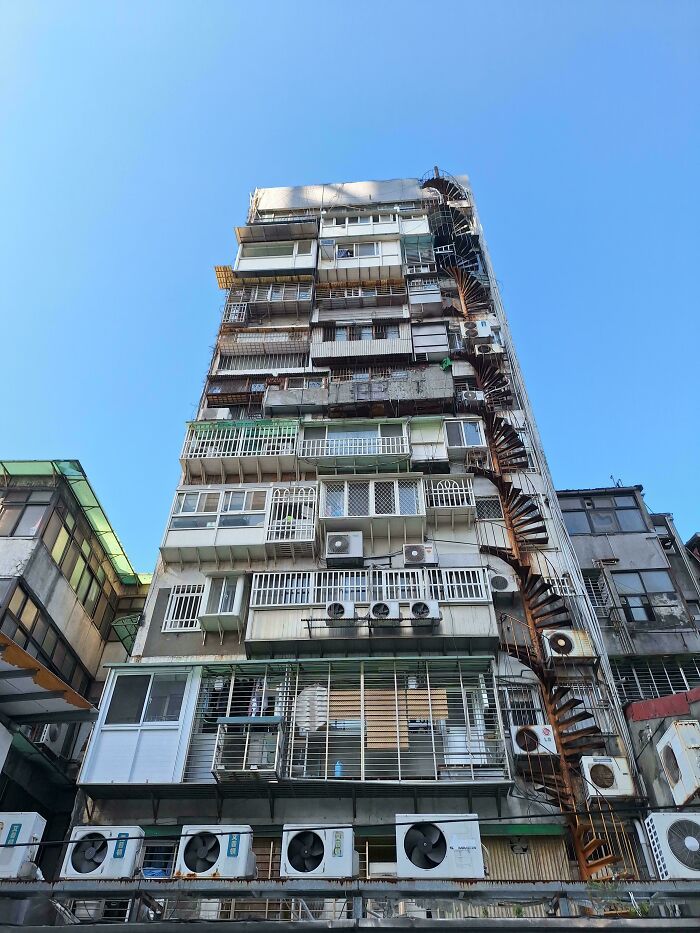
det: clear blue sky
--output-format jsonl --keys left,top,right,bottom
{"left": 1, "top": 1, "right": 698, "bottom": 571}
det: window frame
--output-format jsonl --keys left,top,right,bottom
{"left": 444, "top": 419, "right": 486, "bottom": 449}
{"left": 102, "top": 670, "right": 191, "bottom": 729}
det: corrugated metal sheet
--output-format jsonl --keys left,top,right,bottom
{"left": 483, "top": 837, "right": 574, "bottom": 882}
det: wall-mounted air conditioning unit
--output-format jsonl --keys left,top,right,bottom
{"left": 581, "top": 756, "right": 635, "bottom": 800}
{"left": 461, "top": 320, "right": 493, "bottom": 344}
{"left": 369, "top": 601, "right": 401, "bottom": 627}
{"left": 37, "top": 722, "right": 70, "bottom": 757}
{"left": 280, "top": 825, "right": 358, "bottom": 879}
{"left": 325, "top": 531, "right": 364, "bottom": 567}
{"left": 656, "top": 720, "right": 700, "bottom": 806}
{"left": 0, "top": 812, "right": 47, "bottom": 879}
{"left": 489, "top": 573, "right": 519, "bottom": 595}
{"left": 645, "top": 812, "right": 700, "bottom": 879}
{"left": 395, "top": 814, "right": 484, "bottom": 879}
{"left": 403, "top": 543, "right": 438, "bottom": 567}
{"left": 325, "top": 601, "right": 356, "bottom": 625}
{"left": 475, "top": 344, "right": 504, "bottom": 357}
{"left": 458, "top": 389, "right": 485, "bottom": 406}
{"left": 60, "top": 827, "right": 145, "bottom": 880}
{"left": 542, "top": 629, "right": 595, "bottom": 662}
{"left": 409, "top": 600, "right": 441, "bottom": 628}
{"left": 510, "top": 724, "right": 557, "bottom": 756}
{"left": 175, "top": 825, "right": 256, "bottom": 879}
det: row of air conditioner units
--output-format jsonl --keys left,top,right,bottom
{"left": 327, "top": 536, "right": 441, "bottom": 568}
{"left": 459, "top": 320, "right": 504, "bottom": 357}
{"left": 326, "top": 599, "right": 440, "bottom": 626}
{"left": 58, "top": 816, "right": 485, "bottom": 881}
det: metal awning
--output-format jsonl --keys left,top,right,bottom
{"left": 0, "top": 635, "right": 96, "bottom": 725}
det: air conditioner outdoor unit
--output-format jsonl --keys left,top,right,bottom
{"left": 475, "top": 344, "right": 504, "bottom": 357}
{"left": 175, "top": 825, "right": 256, "bottom": 879}
{"left": 325, "top": 531, "right": 364, "bottom": 567}
{"left": 489, "top": 573, "right": 519, "bottom": 595}
{"left": 403, "top": 543, "right": 438, "bottom": 567}
{"left": 458, "top": 389, "right": 485, "bottom": 406}
{"left": 581, "top": 756, "right": 635, "bottom": 800}
{"left": 656, "top": 719, "right": 700, "bottom": 806}
{"left": 510, "top": 724, "right": 558, "bottom": 756}
{"left": 461, "top": 320, "right": 493, "bottom": 344}
{"left": 542, "top": 629, "right": 596, "bottom": 662}
{"left": 645, "top": 812, "right": 700, "bottom": 879}
{"left": 409, "top": 600, "right": 441, "bottom": 628}
{"left": 37, "top": 722, "right": 70, "bottom": 757}
{"left": 280, "top": 825, "right": 358, "bottom": 879}
{"left": 369, "top": 600, "right": 401, "bottom": 627}
{"left": 60, "top": 826, "right": 145, "bottom": 880}
{"left": 325, "top": 601, "right": 356, "bottom": 625}
{"left": 395, "top": 814, "right": 484, "bottom": 880}
{"left": 0, "top": 812, "right": 47, "bottom": 879}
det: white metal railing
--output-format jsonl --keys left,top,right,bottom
{"left": 298, "top": 435, "right": 410, "bottom": 459}
{"left": 217, "top": 352, "right": 308, "bottom": 371}
{"left": 250, "top": 567, "right": 489, "bottom": 608}
{"left": 266, "top": 487, "right": 317, "bottom": 543}
{"left": 315, "top": 283, "right": 406, "bottom": 305}
{"left": 162, "top": 584, "right": 204, "bottom": 632}
{"left": 321, "top": 479, "right": 422, "bottom": 519}
{"left": 407, "top": 277, "right": 440, "bottom": 293}
{"left": 228, "top": 283, "right": 313, "bottom": 305}
{"left": 222, "top": 302, "right": 248, "bottom": 324}
{"left": 181, "top": 421, "right": 299, "bottom": 461}
{"left": 425, "top": 477, "right": 475, "bottom": 509}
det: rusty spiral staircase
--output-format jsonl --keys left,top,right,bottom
{"left": 421, "top": 171, "right": 636, "bottom": 883}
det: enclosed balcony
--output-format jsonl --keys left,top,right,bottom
{"left": 181, "top": 419, "right": 299, "bottom": 482}
{"left": 402, "top": 235, "right": 437, "bottom": 276}
{"left": 204, "top": 376, "right": 268, "bottom": 408}
{"left": 320, "top": 212, "right": 401, "bottom": 239}
{"left": 317, "top": 239, "right": 403, "bottom": 283}
{"left": 235, "top": 215, "right": 319, "bottom": 243}
{"left": 234, "top": 240, "right": 317, "bottom": 277}
{"left": 201, "top": 657, "right": 510, "bottom": 788}
{"left": 407, "top": 276, "right": 443, "bottom": 312}
{"left": 425, "top": 475, "right": 476, "bottom": 524}
{"left": 160, "top": 483, "right": 318, "bottom": 564}
{"left": 297, "top": 420, "right": 411, "bottom": 472}
{"left": 315, "top": 281, "right": 406, "bottom": 311}
{"left": 319, "top": 475, "right": 425, "bottom": 538}
{"left": 325, "top": 367, "right": 454, "bottom": 417}
{"left": 263, "top": 377, "right": 329, "bottom": 416}
{"left": 216, "top": 328, "right": 310, "bottom": 374}
{"left": 410, "top": 417, "right": 488, "bottom": 470}
{"left": 310, "top": 321, "right": 413, "bottom": 363}
{"left": 222, "top": 281, "right": 314, "bottom": 324}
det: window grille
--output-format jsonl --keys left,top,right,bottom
{"left": 266, "top": 487, "right": 317, "bottom": 543}
{"left": 609, "top": 656, "right": 700, "bottom": 703}
{"left": 162, "top": 584, "right": 204, "bottom": 632}
{"left": 218, "top": 352, "right": 307, "bottom": 372}
{"left": 181, "top": 421, "right": 298, "bottom": 461}
{"left": 543, "top": 574, "right": 578, "bottom": 597}
{"left": 426, "top": 478, "right": 475, "bottom": 509}
{"left": 582, "top": 570, "right": 612, "bottom": 609}
{"left": 142, "top": 840, "right": 177, "bottom": 878}
{"left": 321, "top": 479, "right": 421, "bottom": 518}
{"left": 498, "top": 684, "right": 546, "bottom": 727}
{"left": 476, "top": 497, "right": 504, "bottom": 520}
{"left": 250, "top": 568, "right": 489, "bottom": 608}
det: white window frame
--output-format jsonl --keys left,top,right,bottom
{"left": 321, "top": 478, "right": 421, "bottom": 518}
{"left": 102, "top": 669, "right": 191, "bottom": 729}
{"left": 444, "top": 419, "right": 486, "bottom": 448}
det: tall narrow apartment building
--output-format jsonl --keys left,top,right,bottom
{"left": 32, "top": 174, "right": 699, "bottom": 923}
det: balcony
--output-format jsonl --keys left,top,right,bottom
{"left": 222, "top": 282, "right": 314, "bottom": 322}
{"left": 407, "top": 277, "right": 443, "bottom": 312}
{"left": 180, "top": 419, "right": 299, "bottom": 482}
{"left": 325, "top": 368, "right": 454, "bottom": 417}
{"left": 409, "top": 417, "right": 488, "bottom": 470}
{"left": 317, "top": 240, "right": 403, "bottom": 283}
{"left": 425, "top": 476, "right": 476, "bottom": 523}
{"left": 310, "top": 324, "right": 413, "bottom": 363}
{"left": 205, "top": 376, "right": 268, "bottom": 407}
{"left": 298, "top": 422, "right": 411, "bottom": 471}
{"left": 234, "top": 241, "right": 317, "bottom": 278}
{"left": 263, "top": 382, "right": 329, "bottom": 416}
{"left": 402, "top": 235, "right": 437, "bottom": 277}
{"left": 202, "top": 658, "right": 510, "bottom": 787}
{"left": 315, "top": 281, "right": 406, "bottom": 310}
{"left": 218, "top": 329, "right": 310, "bottom": 358}
{"left": 319, "top": 476, "right": 425, "bottom": 537}
{"left": 236, "top": 216, "right": 319, "bottom": 243}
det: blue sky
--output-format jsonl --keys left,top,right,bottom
{"left": 1, "top": 1, "right": 698, "bottom": 571}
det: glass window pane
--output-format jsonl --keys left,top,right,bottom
{"left": 589, "top": 510, "right": 619, "bottom": 533}
{"left": 248, "top": 490, "right": 267, "bottom": 510}
{"left": 347, "top": 483, "right": 370, "bottom": 516}
{"left": 380, "top": 423, "right": 403, "bottom": 438}
{"left": 398, "top": 483, "right": 419, "bottom": 516}
{"left": 325, "top": 484, "right": 344, "bottom": 517}
{"left": 201, "top": 493, "right": 220, "bottom": 513}
{"left": 13, "top": 504, "right": 47, "bottom": 536}
{"left": 613, "top": 572, "right": 644, "bottom": 595}
{"left": 70, "top": 555, "right": 86, "bottom": 591}
{"left": 641, "top": 570, "right": 674, "bottom": 593}
{"left": 179, "top": 493, "right": 199, "bottom": 513}
{"left": 105, "top": 675, "right": 151, "bottom": 725}
{"left": 374, "top": 482, "right": 395, "bottom": 515}
{"left": 84, "top": 578, "right": 101, "bottom": 616}
{"left": 617, "top": 509, "right": 646, "bottom": 532}
{"left": 462, "top": 421, "right": 483, "bottom": 446}
{"left": 51, "top": 526, "right": 70, "bottom": 565}
{"left": 445, "top": 421, "right": 464, "bottom": 447}
{"left": 563, "top": 511, "right": 589, "bottom": 534}
{"left": 614, "top": 496, "right": 636, "bottom": 508}
{"left": 357, "top": 242, "right": 377, "bottom": 257}
{"left": 32, "top": 614, "right": 48, "bottom": 645}
{"left": 20, "top": 598, "right": 38, "bottom": 630}
{"left": 76, "top": 569, "right": 92, "bottom": 603}
{"left": 0, "top": 505, "right": 21, "bottom": 536}
{"left": 8, "top": 588, "right": 25, "bottom": 617}
{"left": 42, "top": 627, "right": 57, "bottom": 656}
{"left": 223, "top": 492, "right": 246, "bottom": 512}
{"left": 42, "top": 511, "right": 63, "bottom": 551}
{"left": 143, "top": 674, "right": 187, "bottom": 723}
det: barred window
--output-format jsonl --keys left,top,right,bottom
{"left": 162, "top": 584, "right": 204, "bottom": 632}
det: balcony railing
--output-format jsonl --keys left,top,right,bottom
{"left": 219, "top": 330, "right": 310, "bottom": 357}
{"left": 181, "top": 420, "right": 299, "bottom": 461}
{"left": 315, "top": 282, "right": 406, "bottom": 309}
{"left": 298, "top": 435, "right": 410, "bottom": 460}
{"left": 425, "top": 477, "right": 475, "bottom": 510}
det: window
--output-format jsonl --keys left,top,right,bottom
{"left": 336, "top": 242, "right": 379, "bottom": 259}
{"left": 220, "top": 489, "right": 267, "bottom": 527}
{"left": 170, "top": 492, "right": 220, "bottom": 530}
{"left": 162, "top": 584, "right": 204, "bottom": 632}
{"left": 0, "top": 493, "right": 49, "bottom": 537}
{"left": 322, "top": 479, "right": 420, "bottom": 518}
{"left": 105, "top": 672, "right": 187, "bottom": 725}
{"left": 612, "top": 570, "right": 676, "bottom": 623}
{"left": 561, "top": 495, "right": 647, "bottom": 534}
{"left": 445, "top": 420, "right": 484, "bottom": 448}
{"left": 321, "top": 323, "right": 401, "bottom": 343}
{"left": 240, "top": 242, "right": 294, "bottom": 258}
